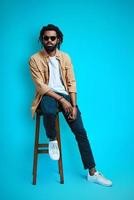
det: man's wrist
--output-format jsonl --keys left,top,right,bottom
{"left": 72, "top": 104, "right": 77, "bottom": 107}
{"left": 58, "top": 96, "right": 64, "bottom": 102}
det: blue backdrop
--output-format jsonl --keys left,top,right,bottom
{"left": 1, "top": 0, "right": 134, "bottom": 200}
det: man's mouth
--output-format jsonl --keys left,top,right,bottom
{"left": 47, "top": 43, "right": 53, "bottom": 46}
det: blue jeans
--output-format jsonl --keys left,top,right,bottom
{"left": 39, "top": 92, "right": 96, "bottom": 170}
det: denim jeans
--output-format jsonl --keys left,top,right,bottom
{"left": 39, "top": 92, "right": 96, "bottom": 170}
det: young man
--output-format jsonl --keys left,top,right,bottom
{"left": 29, "top": 24, "right": 112, "bottom": 187}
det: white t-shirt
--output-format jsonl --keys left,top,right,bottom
{"left": 48, "top": 56, "right": 68, "bottom": 95}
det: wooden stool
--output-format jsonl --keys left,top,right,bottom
{"left": 32, "top": 108, "right": 64, "bottom": 185}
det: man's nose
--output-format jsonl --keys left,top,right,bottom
{"left": 48, "top": 38, "right": 52, "bottom": 41}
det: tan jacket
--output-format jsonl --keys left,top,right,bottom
{"left": 29, "top": 49, "right": 77, "bottom": 118}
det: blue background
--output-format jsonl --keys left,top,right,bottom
{"left": 1, "top": 0, "right": 134, "bottom": 199}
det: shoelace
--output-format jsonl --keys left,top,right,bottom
{"left": 95, "top": 171, "right": 104, "bottom": 177}
{"left": 50, "top": 143, "right": 59, "bottom": 153}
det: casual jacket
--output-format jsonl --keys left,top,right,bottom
{"left": 29, "top": 49, "right": 76, "bottom": 118}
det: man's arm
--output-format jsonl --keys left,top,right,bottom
{"left": 29, "top": 57, "right": 51, "bottom": 95}
{"left": 69, "top": 92, "right": 77, "bottom": 107}
{"left": 68, "top": 92, "right": 77, "bottom": 121}
{"left": 65, "top": 54, "right": 76, "bottom": 94}
{"left": 65, "top": 54, "right": 78, "bottom": 120}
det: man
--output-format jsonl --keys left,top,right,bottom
{"left": 29, "top": 24, "right": 112, "bottom": 187}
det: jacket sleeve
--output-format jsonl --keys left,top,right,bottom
{"left": 29, "top": 57, "right": 51, "bottom": 95}
{"left": 65, "top": 54, "right": 77, "bottom": 93}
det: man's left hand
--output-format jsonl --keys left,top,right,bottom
{"left": 68, "top": 106, "right": 77, "bottom": 121}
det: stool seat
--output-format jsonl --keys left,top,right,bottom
{"left": 32, "top": 108, "right": 64, "bottom": 185}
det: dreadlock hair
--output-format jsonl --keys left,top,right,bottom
{"left": 39, "top": 24, "right": 63, "bottom": 49}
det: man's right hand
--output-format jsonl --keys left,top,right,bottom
{"left": 59, "top": 97, "right": 73, "bottom": 114}
{"left": 45, "top": 90, "right": 73, "bottom": 114}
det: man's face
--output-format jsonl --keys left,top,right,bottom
{"left": 42, "top": 30, "right": 59, "bottom": 52}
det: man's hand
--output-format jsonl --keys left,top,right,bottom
{"left": 59, "top": 97, "right": 73, "bottom": 114}
{"left": 68, "top": 106, "right": 77, "bottom": 122}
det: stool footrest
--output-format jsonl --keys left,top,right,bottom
{"left": 38, "top": 143, "right": 48, "bottom": 147}
{"left": 38, "top": 149, "right": 48, "bottom": 153}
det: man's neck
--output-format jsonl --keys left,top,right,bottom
{"left": 45, "top": 49, "right": 56, "bottom": 57}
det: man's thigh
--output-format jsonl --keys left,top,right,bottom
{"left": 39, "top": 95, "right": 58, "bottom": 114}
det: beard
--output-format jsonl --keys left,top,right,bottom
{"left": 43, "top": 43, "right": 57, "bottom": 53}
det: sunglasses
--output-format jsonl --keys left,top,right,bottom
{"left": 43, "top": 36, "right": 57, "bottom": 41}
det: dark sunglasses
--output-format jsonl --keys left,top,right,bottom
{"left": 43, "top": 36, "right": 57, "bottom": 41}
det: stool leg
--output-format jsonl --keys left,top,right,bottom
{"left": 56, "top": 114, "right": 64, "bottom": 184}
{"left": 32, "top": 113, "right": 40, "bottom": 185}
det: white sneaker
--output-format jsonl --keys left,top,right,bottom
{"left": 87, "top": 171, "right": 112, "bottom": 187}
{"left": 48, "top": 140, "right": 60, "bottom": 160}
